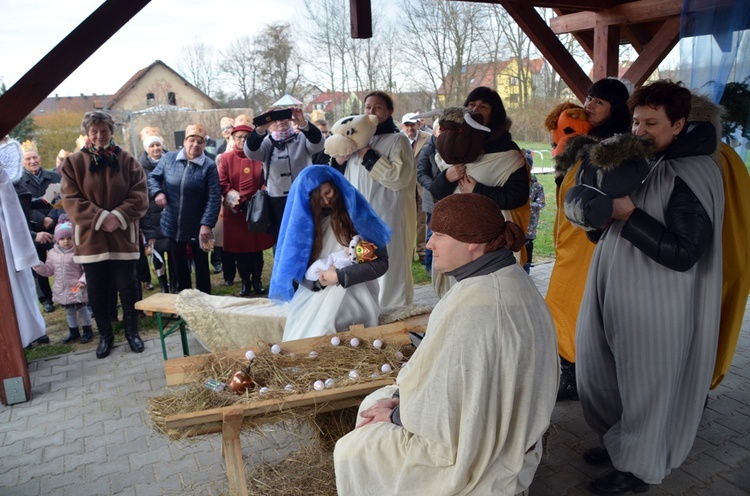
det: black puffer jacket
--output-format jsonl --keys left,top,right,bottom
{"left": 147, "top": 150, "right": 221, "bottom": 242}
{"left": 139, "top": 155, "right": 166, "bottom": 240}
{"left": 18, "top": 168, "right": 62, "bottom": 232}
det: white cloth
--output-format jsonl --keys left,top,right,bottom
{"left": 283, "top": 218, "right": 380, "bottom": 341}
{"left": 344, "top": 132, "right": 416, "bottom": 308}
{"left": 0, "top": 168, "right": 45, "bottom": 347}
{"left": 334, "top": 264, "right": 559, "bottom": 495}
{"left": 304, "top": 248, "right": 354, "bottom": 281}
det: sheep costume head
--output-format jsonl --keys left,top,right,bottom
{"left": 436, "top": 106, "right": 491, "bottom": 164}
{"left": 544, "top": 102, "right": 593, "bottom": 157}
{"left": 269, "top": 165, "right": 392, "bottom": 301}
{"left": 323, "top": 114, "right": 379, "bottom": 160}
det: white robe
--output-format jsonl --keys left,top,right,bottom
{"left": 344, "top": 132, "right": 416, "bottom": 308}
{"left": 282, "top": 218, "right": 380, "bottom": 341}
{"left": 1, "top": 169, "right": 46, "bottom": 347}
{"left": 334, "top": 263, "right": 559, "bottom": 495}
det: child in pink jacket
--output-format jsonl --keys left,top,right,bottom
{"left": 33, "top": 222, "right": 94, "bottom": 343}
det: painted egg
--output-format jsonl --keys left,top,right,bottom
{"left": 348, "top": 370, "right": 360, "bottom": 380}
{"left": 394, "top": 351, "right": 404, "bottom": 361}
{"left": 331, "top": 336, "right": 341, "bottom": 346}
{"left": 271, "top": 344, "right": 282, "bottom": 354}
{"left": 325, "top": 378, "right": 335, "bottom": 388}
{"left": 373, "top": 339, "right": 383, "bottom": 349}
{"left": 284, "top": 384, "right": 294, "bottom": 391}
{"left": 308, "top": 350, "right": 319, "bottom": 358}
{"left": 381, "top": 364, "right": 393, "bottom": 373}
{"left": 245, "top": 350, "right": 256, "bottom": 361}
{"left": 228, "top": 370, "right": 254, "bottom": 394}
{"left": 313, "top": 380, "right": 325, "bottom": 391}
{"left": 259, "top": 387, "right": 269, "bottom": 395}
{"left": 350, "top": 337, "right": 360, "bottom": 348}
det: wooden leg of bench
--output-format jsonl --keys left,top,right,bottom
{"left": 222, "top": 406, "right": 248, "bottom": 496}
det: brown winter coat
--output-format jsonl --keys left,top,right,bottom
{"left": 61, "top": 149, "right": 148, "bottom": 264}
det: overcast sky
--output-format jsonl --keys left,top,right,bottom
{"left": 0, "top": 0, "right": 305, "bottom": 96}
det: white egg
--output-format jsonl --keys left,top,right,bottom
{"left": 259, "top": 387, "right": 269, "bottom": 395}
{"left": 381, "top": 363, "right": 393, "bottom": 373}
{"left": 371, "top": 372, "right": 380, "bottom": 379}
{"left": 394, "top": 351, "right": 404, "bottom": 361}
{"left": 324, "top": 378, "right": 335, "bottom": 388}
{"left": 330, "top": 336, "right": 341, "bottom": 346}
{"left": 313, "top": 380, "right": 325, "bottom": 391}
{"left": 373, "top": 339, "right": 383, "bottom": 349}
{"left": 348, "top": 370, "right": 360, "bottom": 380}
{"left": 350, "top": 337, "right": 360, "bottom": 348}
{"left": 284, "top": 384, "right": 294, "bottom": 391}
{"left": 271, "top": 344, "right": 282, "bottom": 354}
{"left": 245, "top": 350, "right": 256, "bottom": 361}
{"left": 308, "top": 350, "right": 319, "bottom": 358}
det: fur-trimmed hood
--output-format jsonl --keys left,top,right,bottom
{"left": 688, "top": 93, "right": 725, "bottom": 159}
{"left": 589, "top": 134, "right": 653, "bottom": 171}
{"left": 553, "top": 134, "right": 598, "bottom": 174}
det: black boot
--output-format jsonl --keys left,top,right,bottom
{"left": 96, "top": 335, "right": 114, "bottom": 359}
{"left": 80, "top": 326, "right": 94, "bottom": 344}
{"left": 239, "top": 279, "right": 252, "bottom": 297}
{"left": 158, "top": 275, "right": 169, "bottom": 293}
{"left": 557, "top": 357, "right": 579, "bottom": 401}
{"left": 124, "top": 314, "right": 144, "bottom": 353}
{"left": 252, "top": 278, "right": 266, "bottom": 295}
{"left": 63, "top": 327, "right": 80, "bottom": 344}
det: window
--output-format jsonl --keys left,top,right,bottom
{"left": 146, "top": 93, "right": 155, "bottom": 106}
{"left": 168, "top": 92, "right": 177, "bottom": 106}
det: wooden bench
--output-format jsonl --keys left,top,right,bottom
{"left": 135, "top": 293, "right": 189, "bottom": 360}
{"left": 162, "top": 316, "right": 428, "bottom": 496}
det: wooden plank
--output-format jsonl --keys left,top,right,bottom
{"left": 550, "top": 0, "right": 682, "bottom": 34}
{"left": 164, "top": 320, "right": 421, "bottom": 386}
{"left": 502, "top": 2, "right": 592, "bottom": 101}
{"left": 135, "top": 293, "right": 179, "bottom": 316}
{"left": 0, "top": 235, "right": 30, "bottom": 405}
{"left": 350, "top": 0, "right": 372, "bottom": 39}
{"left": 221, "top": 406, "right": 248, "bottom": 496}
{"left": 0, "top": 0, "right": 152, "bottom": 137}
{"left": 166, "top": 378, "right": 395, "bottom": 431}
{"left": 592, "top": 22, "right": 620, "bottom": 81}
{"left": 623, "top": 16, "right": 681, "bottom": 87}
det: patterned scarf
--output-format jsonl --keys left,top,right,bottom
{"left": 271, "top": 127, "right": 296, "bottom": 142}
{"left": 83, "top": 138, "right": 120, "bottom": 173}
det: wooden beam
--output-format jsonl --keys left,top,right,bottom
{"left": 621, "top": 24, "right": 653, "bottom": 53}
{"left": 0, "top": 0, "right": 151, "bottom": 137}
{"left": 623, "top": 16, "right": 681, "bottom": 87}
{"left": 501, "top": 2, "right": 592, "bottom": 101}
{"left": 452, "top": 0, "right": 619, "bottom": 9}
{"left": 550, "top": 0, "right": 682, "bottom": 33}
{"left": 0, "top": 234, "right": 30, "bottom": 406}
{"left": 350, "top": 0, "right": 372, "bottom": 39}
{"left": 592, "top": 22, "right": 620, "bottom": 80}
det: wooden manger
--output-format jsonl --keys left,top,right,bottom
{"left": 158, "top": 315, "right": 428, "bottom": 496}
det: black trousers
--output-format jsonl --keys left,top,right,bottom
{"left": 228, "top": 251, "right": 264, "bottom": 283}
{"left": 84, "top": 260, "right": 138, "bottom": 338}
{"left": 172, "top": 240, "right": 211, "bottom": 294}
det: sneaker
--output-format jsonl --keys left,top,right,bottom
{"left": 42, "top": 301, "right": 55, "bottom": 313}
{"left": 213, "top": 264, "right": 223, "bottom": 274}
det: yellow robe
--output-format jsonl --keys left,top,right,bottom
{"left": 545, "top": 161, "right": 596, "bottom": 363}
{"left": 712, "top": 143, "right": 750, "bottom": 388}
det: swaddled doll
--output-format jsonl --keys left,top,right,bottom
{"left": 305, "top": 235, "right": 378, "bottom": 281}
{"left": 563, "top": 133, "right": 653, "bottom": 232}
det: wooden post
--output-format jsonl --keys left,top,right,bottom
{"left": 222, "top": 406, "right": 248, "bottom": 496}
{"left": 0, "top": 235, "right": 31, "bottom": 405}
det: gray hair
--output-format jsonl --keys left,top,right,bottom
{"left": 81, "top": 111, "right": 115, "bottom": 134}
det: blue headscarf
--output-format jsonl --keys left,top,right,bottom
{"left": 269, "top": 165, "right": 392, "bottom": 301}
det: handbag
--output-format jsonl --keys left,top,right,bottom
{"left": 246, "top": 164, "right": 272, "bottom": 233}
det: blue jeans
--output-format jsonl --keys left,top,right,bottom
{"left": 424, "top": 213, "right": 433, "bottom": 272}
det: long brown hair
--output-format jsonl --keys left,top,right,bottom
{"left": 309, "top": 181, "right": 356, "bottom": 264}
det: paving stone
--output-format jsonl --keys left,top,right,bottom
{"left": 39, "top": 466, "right": 86, "bottom": 494}
{"left": 25, "top": 428, "right": 65, "bottom": 452}
{"left": 84, "top": 428, "right": 126, "bottom": 452}
{"left": 16, "top": 454, "right": 65, "bottom": 484}
{"left": 44, "top": 437, "right": 85, "bottom": 462}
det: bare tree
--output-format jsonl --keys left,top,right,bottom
{"left": 255, "top": 22, "right": 301, "bottom": 100}
{"left": 220, "top": 36, "right": 262, "bottom": 108}
{"left": 401, "top": 0, "right": 485, "bottom": 106}
{"left": 177, "top": 42, "right": 220, "bottom": 97}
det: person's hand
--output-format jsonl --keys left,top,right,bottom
{"left": 101, "top": 214, "right": 121, "bottom": 232}
{"left": 291, "top": 107, "right": 307, "bottom": 127}
{"left": 357, "top": 146, "right": 371, "bottom": 158}
{"left": 458, "top": 174, "right": 477, "bottom": 193}
{"left": 257, "top": 122, "right": 272, "bottom": 134}
{"left": 76, "top": 281, "right": 86, "bottom": 289}
{"left": 357, "top": 397, "right": 399, "bottom": 429}
{"left": 35, "top": 232, "right": 54, "bottom": 244}
{"left": 199, "top": 225, "right": 212, "bottom": 241}
{"left": 319, "top": 268, "right": 339, "bottom": 287}
{"left": 611, "top": 196, "right": 636, "bottom": 221}
{"left": 147, "top": 238, "right": 155, "bottom": 247}
{"left": 155, "top": 193, "right": 168, "bottom": 208}
{"left": 42, "top": 217, "right": 54, "bottom": 230}
{"left": 445, "top": 164, "right": 466, "bottom": 182}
